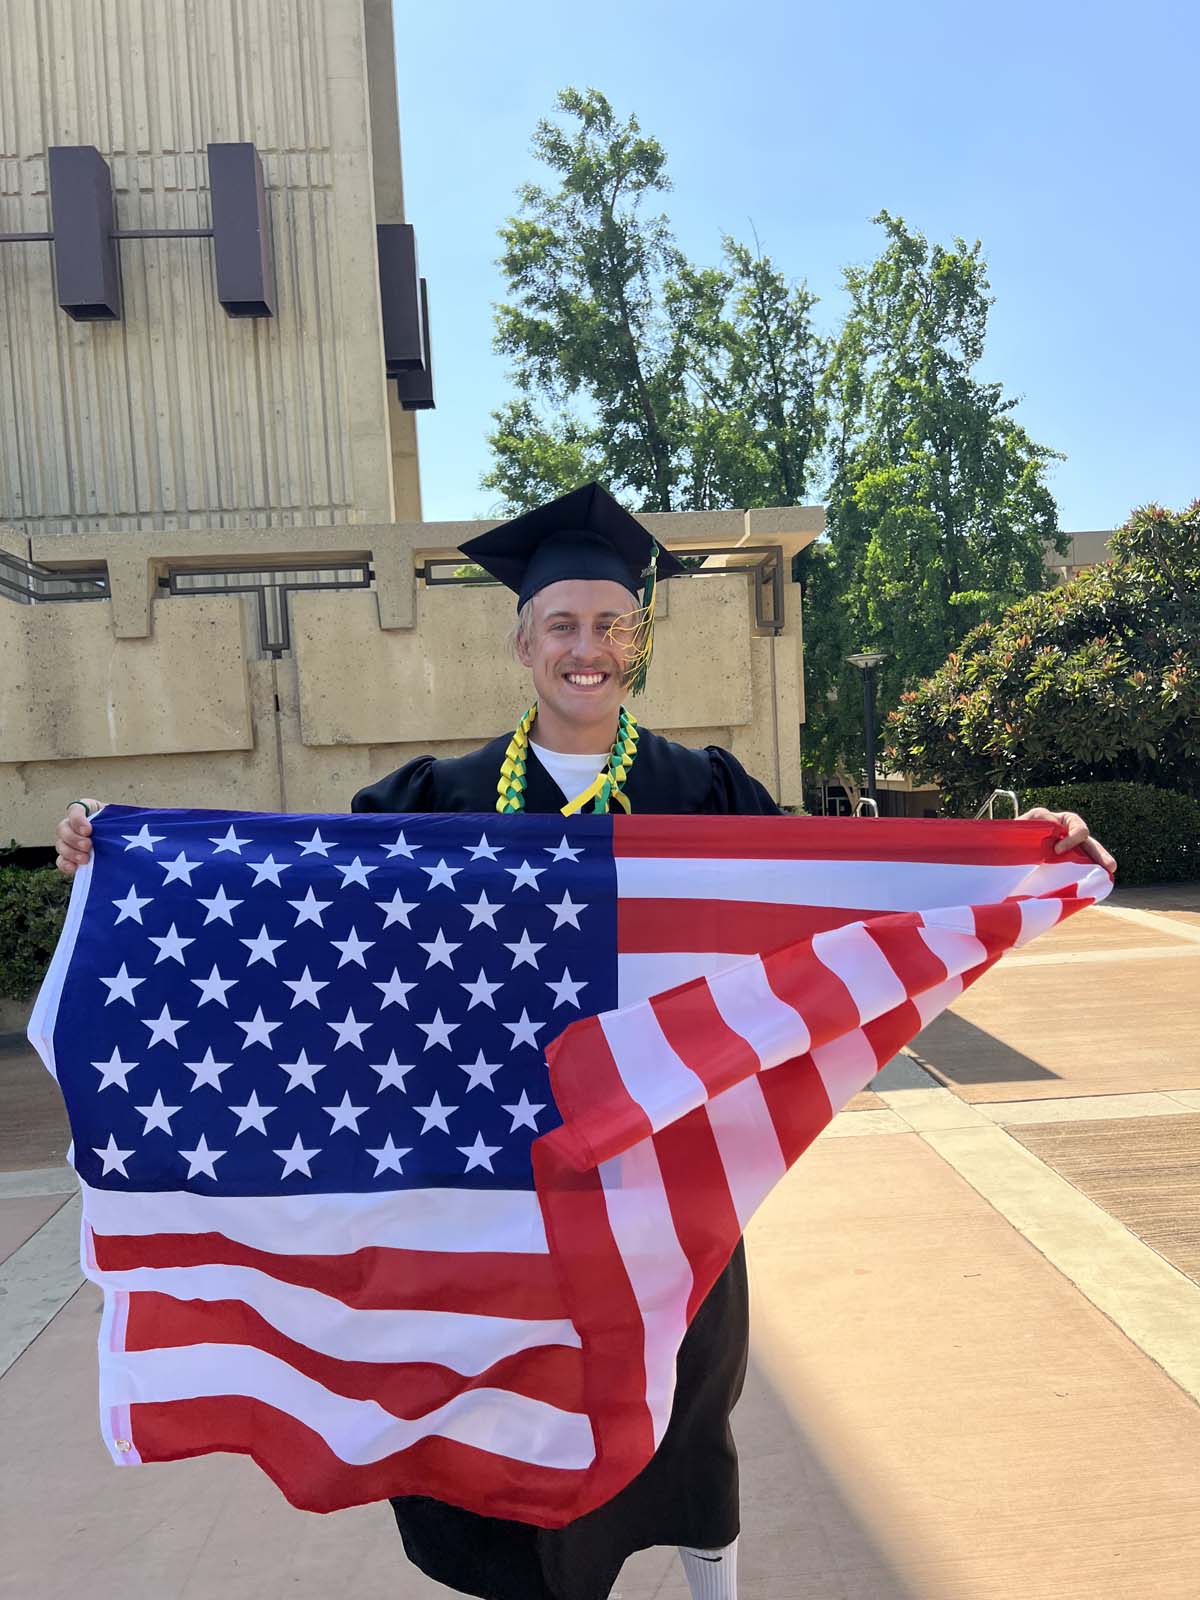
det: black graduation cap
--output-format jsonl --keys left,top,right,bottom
{"left": 458, "top": 482, "right": 688, "bottom": 610}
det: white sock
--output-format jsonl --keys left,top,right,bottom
{"left": 678, "top": 1539, "right": 738, "bottom": 1600}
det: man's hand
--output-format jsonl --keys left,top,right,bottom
{"left": 55, "top": 800, "right": 103, "bottom": 878}
{"left": 1017, "top": 806, "right": 1117, "bottom": 875}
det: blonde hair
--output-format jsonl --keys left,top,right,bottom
{"left": 507, "top": 599, "right": 535, "bottom": 660}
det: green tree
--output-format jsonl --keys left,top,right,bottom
{"left": 887, "top": 502, "right": 1200, "bottom": 812}
{"left": 485, "top": 88, "right": 826, "bottom": 514}
{"left": 805, "top": 212, "right": 1067, "bottom": 791}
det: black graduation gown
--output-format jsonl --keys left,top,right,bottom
{"left": 350, "top": 728, "right": 781, "bottom": 1600}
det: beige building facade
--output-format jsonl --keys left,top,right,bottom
{"left": 0, "top": 0, "right": 820, "bottom": 846}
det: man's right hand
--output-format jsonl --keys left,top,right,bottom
{"left": 55, "top": 800, "right": 103, "bottom": 878}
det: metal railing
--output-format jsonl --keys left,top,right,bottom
{"left": 0, "top": 548, "right": 108, "bottom": 604}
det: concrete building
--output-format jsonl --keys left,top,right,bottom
{"left": 0, "top": 0, "right": 821, "bottom": 848}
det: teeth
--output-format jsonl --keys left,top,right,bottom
{"left": 567, "top": 672, "right": 605, "bottom": 685}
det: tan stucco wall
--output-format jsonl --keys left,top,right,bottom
{"left": 0, "top": 0, "right": 409, "bottom": 536}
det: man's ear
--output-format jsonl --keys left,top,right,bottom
{"left": 514, "top": 625, "right": 534, "bottom": 668}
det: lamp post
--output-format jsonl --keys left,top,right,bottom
{"left": 846, "top": 652, "right": 888, "bottom": 806}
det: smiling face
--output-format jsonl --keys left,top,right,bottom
{"left": 514, "top": 578, "right": 638, "bottom": 751}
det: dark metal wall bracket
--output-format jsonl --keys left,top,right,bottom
{"left": 0, "top": 142, "right": 274, "bottom": 320}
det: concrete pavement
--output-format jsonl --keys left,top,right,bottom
{"left": 2, "top": 884, "right": 1198, "bottom": 1598}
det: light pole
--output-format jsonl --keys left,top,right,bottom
{"left": 846, "top": 652, "right": 888, "bottom": 806}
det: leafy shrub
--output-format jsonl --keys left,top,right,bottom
{"left": 1020, "top": 781, "right": 1200, "bottom": 886}
{"left": 0, "top": 866, "right": 71, "bottom": 1000}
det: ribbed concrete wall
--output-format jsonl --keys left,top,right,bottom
{"left": 0, "top": 0, "right": 401, "bottom": 535}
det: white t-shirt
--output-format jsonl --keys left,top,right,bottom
{"left": 529, "top": 741, "right": 608, "bottom": 805}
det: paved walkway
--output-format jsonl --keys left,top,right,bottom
{"left": 2, "top": 885, "right": 1198, "bottom": 1598}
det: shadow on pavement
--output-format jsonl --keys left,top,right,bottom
{"left": 910, "top": 1007, "right": 1060, "bottom": 1088}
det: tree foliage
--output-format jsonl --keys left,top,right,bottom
{"left": 888, "top": 502, "right": 1200, "bottom": 812}
{"left": 485, "top": 87, "right": 827, "bottom": 514}
{"left": 803, "top": 212, "right": 1067, "bottom": 786}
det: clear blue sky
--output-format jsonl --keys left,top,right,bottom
{"left": 392, "top": 0, "right": 1198, "bottom": 532}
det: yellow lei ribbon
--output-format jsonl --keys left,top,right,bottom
{"left": 496, "top": 704, "right": 639, "bottom": 815}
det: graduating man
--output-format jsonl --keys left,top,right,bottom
{"left": 53, "top": 482, "right": 1115, "bottom": 1600}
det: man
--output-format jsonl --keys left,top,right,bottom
{"left": 53, "top": 483, "right": 1115, "bottom": 1600}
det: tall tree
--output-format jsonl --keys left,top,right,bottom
{"left": 485, "top": 88, "right": 826, "bottom": 514}
{"left": 804, "top": 212, "right": 1067, "bottom": 791}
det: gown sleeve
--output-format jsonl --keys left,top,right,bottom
{"left": 350, "top": 755, "right": 439, "bottom": 814}
{"left": 703, "top": 746, "right": 782, "bottom": 816}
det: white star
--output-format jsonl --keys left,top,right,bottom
{"left": 228, "top": 1089, "right": 276, "bottom": 1135}
{"left": 190, "top": 963, "right": 237, "bottom": 1007}
{"left": 274, "top": 1134, "right": 319, "bottom": 1178}
{"left": 134, "top": 1089, "right": 181, "bottom": 1136}
{"left": 179, "top": 1133, "right": 225, "bottom": 1181}
{"left": 545, "top": 835, "right": 583, "bottom": 863}
{"left": 327, "top": 1006, "right": 372, "bottom": 1050}
{"left": 335, "top": 855, "right": 377, "bottom": 889}
{"left": 323, "top": 1091, "right": 368, "bottom": 1134}
{"left": 373, "top": 968, "right": 417, "bottom": 1010}
{"left": 382, "top": 830, "right": 420, "bottom": 858}
{"left": 235, "top": 1006, "right": 283, "bottom": 1049}
{"left": 463, "top": 891, "right": 503, "bottom": 930}
{"left": 375, "top": 889, "right": 419, "bottom": 928}
{"left": 466, "top": 833, "right": 502, "bottom": 861}
{"left": 247, "top": 853, "right": 291, "bottom": 888}
{"left": 100, "top": 962, "right": 145, "bottom": 1006}
{"left": 278, "top": 1048, "right": 325, "bottom": 1092}
{"left": 366, "top": 1133, "right": 411, "bottom": 1175}
{"left": 457, "top": 1131, "right": 502, "bottom": 1173}
{"left": 502, "top": 1089, "right": 547, "bottom": 1132}
{"left": 546, "top": 891, "right": 586, "bottom": 930}
{"left": 504, "top": 929, "right": 545, "bottom": 970}
{"left": 546, "top": 967, "right": 588, "bottom": 1008}
{"left": 296, "top": 828, "right": 334, "bottom": 856}
{"left": 184, "top": 1047, "right": 233, "bottom": 1091}
{"left": 331, "top": 927, "right": 375, "bottom": 968}
{"left": 422, "top": 857, "right": 462, "bottom": 891}
{"left": 416, "top": 1009, "right": 459, "bottom": 1051}
{"left": 93, "top": 1047, "right": 139, "bottom": 1091}
{"left": 503, "top": 1009, "right": 546, "bottom": 1051}
{"left": 142, "top": 1004, "right": 187, "bottom": 1048}
{"left": 112, "top": 886, "right": 152, "bottom": 925}
{"left": 369, "top": 1050, "right": 418, "bottom": 1092}
{"left": 414, "top": 1090, "right": 459, "bottom": 1134}
{"left": 198, "top": 884, "right": 243, "bottom": 925}
{"left": 282, "top": 966, "right": 328, "bottom": 1008}
{"left": 209, "top": 825, "right": 250, "bottom": 855}
{"left": 160, "top": 851, "right": 200, "bottom": 886}
{"left": 148, "top": 923, "right": 194, "bottom": 965}
{"left": 288, "top": 886, "right": 331, "bottom": 928}
{"left": 505, "top": 859, "right": 546, "bottom": 892}
{"left": 93, "top": 1133, "right": 135, "bottom": 1176}
{"left": 460, "top": 967, "right": 503, "bottom": 1011}
{"left": 418, "top": 928, "right": 460, "bottom": 970}
{"left": 459, "top": 1049, "right": 502, "bottom": 1092}
{"left": 122, "top": 824, "right": 164, "bottom": 853}
{"left": 240, "top": 925, "right": 285, "bottom": 967}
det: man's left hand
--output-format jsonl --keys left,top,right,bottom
{"left": 1017, "top": 807, "right": 1117, "bottom": 875}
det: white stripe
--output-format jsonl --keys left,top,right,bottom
{"left": 912, "top": 974, "right": 965, "bottom": 1026}
{"left": 917, "top": 921, "right": 989, "bottom": 981}
{"left": 600, "top": 1004, "right": 708, "bottom": 1133}
{"left": 1016, "top": 895, "right": 1067, "bottom": 946}
{"left": 810, "top": 1029, "right": 884, "bottom": 1114}
{"left": 705, "top": 1077, "right": 785, "bottom": 1229}
{"left": 80, "top": 1181, "right": 548, "bottom": 1256}
{"left": 89, "top": 1261, "right": 579, "bottom": 1371}
{"left": 617, "top": 855, "right": 1094, "bottom": 912}
{"left": 599, "top": 1140, "right": 692, "bottom": 1447}
{"left": 98, "top": 1343, "right": 595, "bottom": 1470}
{"left": 707, "top": 955, "right": 811, "bottom": 1068}
{"left": 618, "top": 951, "right": 737, "bottom": 1006}
{"left": 810, "top": 923, "right": 907, "bottom": 1024}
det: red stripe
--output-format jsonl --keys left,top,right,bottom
{"left": 970, "top": 898, "right": 1024, "bottom": 957}
{"left": 619, "top": 898, "right": 885, "bottom": 954}
{"left": 123, "top": 1291, "right": 584, "bottom": 1415}
{"left": 761, "top": 941, "right": 859, "bottom": 1053}
{"left": 614, "top": 814, "right": 1071, "bottom": 865}
{"left": 864, "top": 911, "right": 952, "bottom": 995}
{"left": 651, "top": 1110, "right": 742, "bottom": 1321}
{"left": 755, "top": 1054, "right": 834, "bottom": 1166}
{"left": 129, "top": 1395, "right": 593, "bottom": 1524}
{"left": 649, "top": 981, "right": 761, "bottom": 1099}
{"left": 544, "top": 1014, "right": 653, "bottom": 1173}
{"left": 91, "top": 1233, "right": 563, "bottom": 1321}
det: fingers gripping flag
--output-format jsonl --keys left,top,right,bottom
{"left": 30, "top": 807, "right": 1111, "bottom": 1523}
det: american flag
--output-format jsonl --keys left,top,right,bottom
{"left": 30, "top": 805, "right": 1110, "bottom": 1524}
